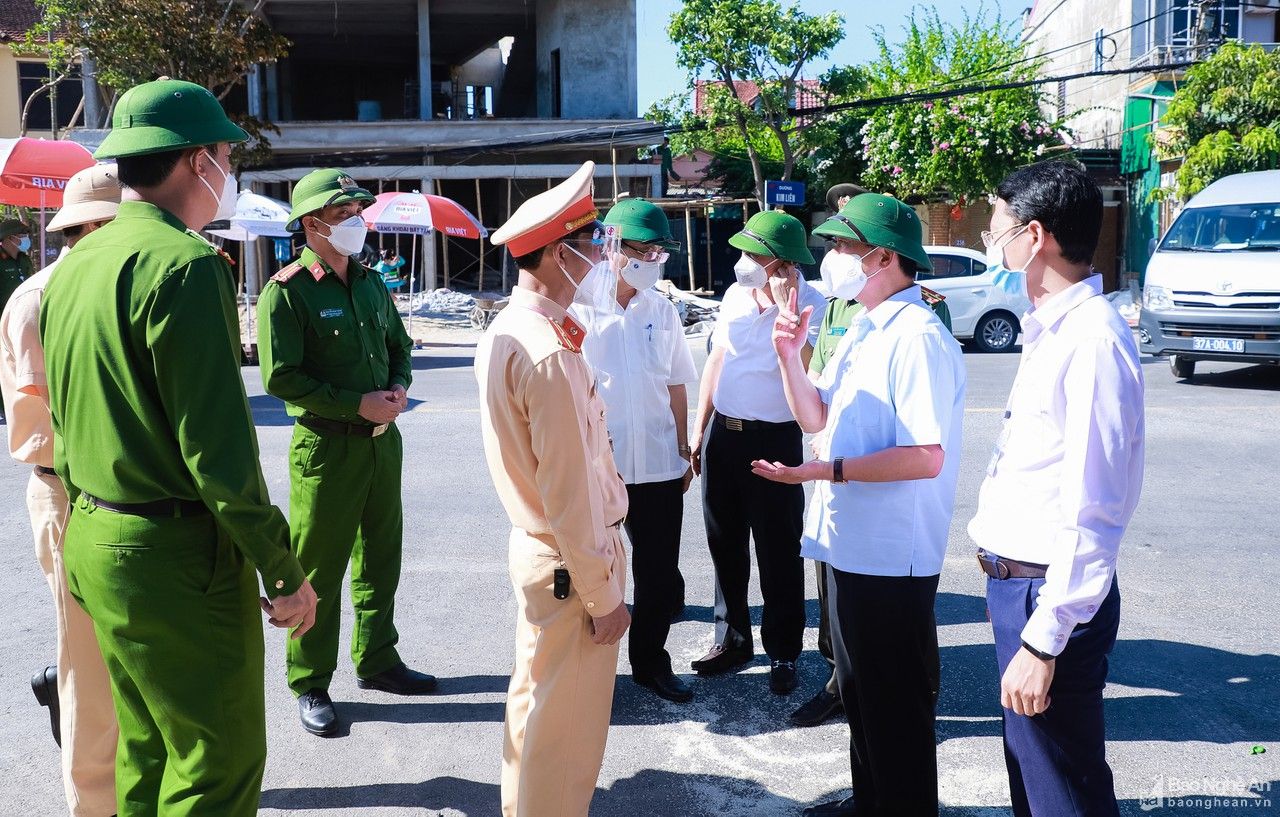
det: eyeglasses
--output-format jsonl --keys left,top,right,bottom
{"left": 822, "top": 236, "right": 858, "bottom": 250}
{"left": 981, "top": 223, "right": 1026, "bottom": 249}
{"left": 622, "top": 241, "right": 670, "bottom": 263}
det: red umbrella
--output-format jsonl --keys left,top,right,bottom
{"left": 0, "top": 137, "right": 95, "bottom": 208}
{"left": 0, "top": 137, "right": 96, "bottom": 267}
{"left": 361, "top": 191, "right": 487, "bottom": 336}
{"left": 362, "top": 191, "right": 487, "bottom": 239}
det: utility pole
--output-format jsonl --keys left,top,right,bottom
{"left": 1193, "top": 0, "right": 1219, "bottom": 61}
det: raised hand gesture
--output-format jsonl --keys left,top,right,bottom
{"left": 771, "top": 286, "right": 812, "bottom": 361}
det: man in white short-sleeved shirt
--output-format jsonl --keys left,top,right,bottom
{"left": 572, "top": 198, "right": 699, "bottom": 704}
{"left": 756, "top": 193, "right": 965, "bottom": 817}
{"left": 688, "top": 210, "right": 827, "bottom": 697}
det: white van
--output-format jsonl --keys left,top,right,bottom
{"left": 1139, "top": 170, "right": 1280, "bottom": 379}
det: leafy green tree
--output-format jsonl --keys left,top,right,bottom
{"left": 799, "top": 64, "right": 870, "bottom": 202}
{"left": 859, "top": 7, "right": 1064, "bottom": 203}
{"left": 653, "top": 0, "right": 844, "bottom": 205}
{"left": 1156, "top": 41, "right": 1280, "bottom": 200}
{"left": 21, "top": 0, "right": 289, "bottom": 167}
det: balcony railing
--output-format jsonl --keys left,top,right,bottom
{"left": 1131, "top": 40, "right": 1280, "bottom": 69}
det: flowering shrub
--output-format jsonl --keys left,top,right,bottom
{"left": 858, "top": 8, "right": 1068, "bottom": 202}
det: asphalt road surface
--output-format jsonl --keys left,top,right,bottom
{"left": 1, "top": 338, "right": 1276, "bottom": 816}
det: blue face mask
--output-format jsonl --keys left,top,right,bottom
{"left": 985, "top": 226, "right": 1031, "bottom": 297}
{"left": 17, "top": 236, "right": 31, "bottom": 253}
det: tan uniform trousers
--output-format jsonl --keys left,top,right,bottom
{"left": 502, "top": 527, "right": 626, "bottom": 817}
{"left": 29, "top": 469, "right": 117, "bottom": 816}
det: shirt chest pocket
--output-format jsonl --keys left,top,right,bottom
{"left": 307, "top": 307, "right": 362, "bottom": 366}
{"left": 644, "top": 327, "right": 673, "bottom": 378}
{"left": 585, "top": 383, "right": 612, "bottom": 457}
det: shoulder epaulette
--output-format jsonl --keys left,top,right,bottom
{"left": 271, "top": 262, "right": 303, "bottom": 284}
{"left": 550, "top": 314, "right": 586, "bottom": 353}
{"left": 920, "top": 286, "right": 945, "bottom": 306}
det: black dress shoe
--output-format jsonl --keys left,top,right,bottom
{"left": 633, "top": 668, "right": 694, "bottom": 703}
{"left": 356, "top": 662, "right": 439, "bottom": 695}
{"left": 691, "top": 644, "right": 753, "bottom": 675}
{"left": 789, "top": 689, "right": 843, "bottom": 727}
{"left": 298, "top": 688, "right": 338, "bottom": 737}
{"left": 769, "top": 660, "right": 798, "bottom": 695}
{"left": 31, "top": 665, "right": 60, "bottom": 747}
{"left": 802, "top": 796, "right": 856, "bottom": 816}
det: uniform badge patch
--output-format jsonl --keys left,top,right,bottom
{"left": 320, "top": 308, "right": 344, "bottom": 319}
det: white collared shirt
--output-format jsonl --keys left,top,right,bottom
{"left": 711, "top": 279, "right": 827, "bottom": 423}
{"left": 572, "top": 288, "right": 698, "bottom": 485}
{"left": 802, "top": 285, "right": 966, "bottom": 577}
{"left": 968, "top": 274, "right": 1145, "bottom": 657}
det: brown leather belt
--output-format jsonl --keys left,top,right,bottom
{"left": 82, "top": 492, "right": 209, "bottom": 518}
{"left": 299, "top": 415, "right": 389, "bottom": 438}
{"left": 977, "top": 548, "right": 1048, "bottom": 580}
{"left": 33, "top": 465, "right": 56, "bottom": 477}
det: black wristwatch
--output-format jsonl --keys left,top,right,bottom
{"left": 832, "top": 456, "right": 846, "bottom": 483}
{"left": 1021, "top": 640, "right": 1056, "bottom": 661}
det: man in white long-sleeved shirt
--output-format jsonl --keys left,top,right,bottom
{"left": 969, "top": 161, "right": 1144, "bottom": 817}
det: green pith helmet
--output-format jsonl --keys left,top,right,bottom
{"left": 728, "top": 210, "right": 815, "bottom": 265}
{"left": 286, "top": 169, "right": 376, "bottom": 232}
{"left": 813, "top": 193, "right": 933, "bottom": 272}
{"left": 94, "top": 79, "right": 248, "bottom": 160}
{"left": 603, "top": 198, "right": 680, "bottom": 250}
{"left": 0, "top": 219, "right": 29, "bottom": 240}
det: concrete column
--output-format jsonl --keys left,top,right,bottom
{"left": 266, "top": 62, "right": 281, "bottom": 121}
{"left": 247, "top": 65, "right": 264, "bottom": 119}
{"left": 80, "top": 51, "right": 104, "bottom": 128}
{"left": 421, "top": 176, "right": 438, "bottom": 289}
{"left": 417, "top": 0, "right": 433, "bottom": 119}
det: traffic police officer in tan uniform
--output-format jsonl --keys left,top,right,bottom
{"left": 477, "top": 160, "right": 631, "bottom": 817}
{"left": 258, "top": 168, "right": 437, "bottom": 738}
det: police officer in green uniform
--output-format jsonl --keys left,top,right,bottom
{"left": 0, "top": 218, "right": 34, "bottom": 311}
{"left": 258, "top": 168, "right": 437, "bottom": 739}
{"left": 39, "top": 78, "right": 318, "bottom": 817}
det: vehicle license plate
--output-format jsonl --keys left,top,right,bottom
{"left": 1192, "top": 337, "right": 1244, "bottom": 353}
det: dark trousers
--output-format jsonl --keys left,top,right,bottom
{"left": 988, "top": 573, "right": 1121, "bottom": 817}
{"left": 815, "top": 560, "right": 839, "bottom": 695}
{"left": 624, "top": 478, "right": 685, "bottom": 675}
{"left": 702, "top": 416, "right": 805, "bottom": 661}
{"left": 828, "top": 568, "right": 940, "bottom": 816}
{"left": 816, "top": 559, "right": 941, "bottom": 700}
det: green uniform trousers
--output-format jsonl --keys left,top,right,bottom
{"left": 286, "top": 421, "right": 404, "bottom": 695}
{"left": 62, "top": 495, "right": 266, "bottom": 817}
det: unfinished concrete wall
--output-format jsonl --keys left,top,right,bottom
{"left": 535, "top": 0, "right": 637, "bottom": 119}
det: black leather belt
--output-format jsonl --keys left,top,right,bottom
{"left": 81, "top": 492, "right": 208, "bottom": 518}
{"left": 714, "top": 413, "right": 798, "bottom": 432}
{"left": 977, "top": 548, "right": 1048, "bottom": 580}
{"left": 33, "top": 465, "right": 56, "bottom": 477}
{"left": 298, "top": 415, "right": 389, "bottom": 438}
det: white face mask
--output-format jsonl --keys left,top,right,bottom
{"left": 562, "top": 244, "right": 617, "bottom": 309}
{"left": 198, "top": 151, "right": 238, "bottom": 222}
{"left": 315, "top": 214, "right": 369, "bottom": 257}
{"left": 822, "top": 246, "right": 883, "bottom": 301}
{"left": 733, "top": 253, "right": 769, "bottom": 289}
{"left": 619, "top": 256, "right": 663, "bottom": 291}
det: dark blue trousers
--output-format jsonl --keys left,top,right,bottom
{"left": 987, "top": 573, "right": 1122, "bottom": 817}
